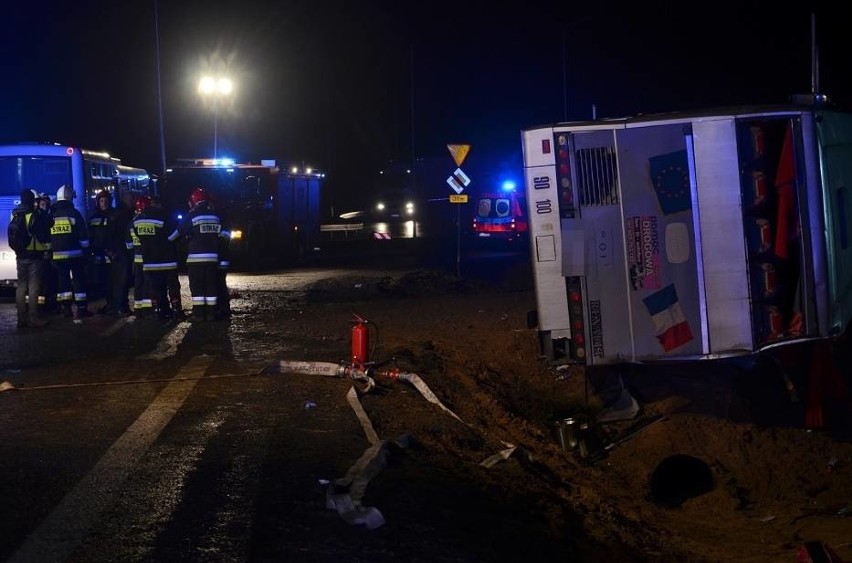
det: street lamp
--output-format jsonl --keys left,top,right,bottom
{"left": 198, "top": 76, "right": 233, "bottom": 160}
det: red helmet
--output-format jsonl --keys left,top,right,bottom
{"left": 189, "top": 187, "right": 209, "bottom": 207}
{"left": 134, "top": 195, "right": 151, "bottom": 213}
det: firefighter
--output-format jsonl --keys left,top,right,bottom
{"left": 10, "top": 188, "right": 52, "bottom": 328}
{"left": 128, "top": 195, "right": 181, "bottom": 319}
{"left": 204, "top": 193, "right": 231, "bottom": 321}
{"left": 88, "top": 190, "right": 115, "bottom": 310}
{"left": 126, "top": 196, "right": 150, "bottom": 316}
{"left": 214, "top": 207, "right": 232, "bottom": 321}
{"left": 158, "top": 196, "right": 186, "bottom": 320}
{"left": 50, "top": 184, "right": 92, "bottom": 319}
{"left": 36, "top": 193, "right": 59, "bottom": 315}
{"left": 109, "top": 190, "right": 136, "bottom": 316}
{"left": 179, "top": 187, "right": 225, "bottom": 322}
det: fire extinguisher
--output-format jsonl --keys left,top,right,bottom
{"left": 351, "top": 315, "right": 370, "bottom": 368}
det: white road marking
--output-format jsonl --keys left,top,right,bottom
{"left": 9, "top": 355, "right": 214, "bottom": 563}
{"left": 100, "top": 316, "right": 131, "bottom": 337}
{"left": 82, "top": 406, "right": 269, "bottom": 561}
{"left": 135, "top": 321, "right": 191, "bottom": 360}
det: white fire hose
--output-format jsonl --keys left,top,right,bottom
{"left": 271, "top": 359, "right": 518, "bottom": 528}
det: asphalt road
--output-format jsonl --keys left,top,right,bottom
{"left": 0, "top": 236, "right": 535, "bottom": 562}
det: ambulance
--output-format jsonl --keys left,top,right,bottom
{"left": 472, "top": 186, "right": 528, "bottom": 243}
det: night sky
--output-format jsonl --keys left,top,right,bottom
{"left": 2, "top": 1, "right": 849, "bottom": 209}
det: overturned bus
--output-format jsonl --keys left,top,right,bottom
{"left": 522, "top": 105, "right": 852, "bottom": 374}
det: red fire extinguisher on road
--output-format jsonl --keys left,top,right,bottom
{"left": 351, "top": 315, "right": 370, "bottom": 369}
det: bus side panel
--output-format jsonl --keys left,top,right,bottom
{"left": 693, "top": 119, "right": 754, "bottom": 353}
{"left": 616, "top": 125, "right": 703, "bottom": 359}
{"left": 522, "top": 128, "right": 571, "bottom": 341}
{"left": 576, "top": 204, "right": 632, "bottom": 363}
{"left": 817, "top": 111, "right": 852, "bottom": 333}
{"left": 799, "top": 115, "right": 830, "bottom": 337}
{"left": 567, "top": 129, "right": 632, "bottom": 364}
{"left": 0, "top": 151, "right": 20, "bottom": 282}
{"left": 0, "top": 195, "right": 18, "bottom": 284}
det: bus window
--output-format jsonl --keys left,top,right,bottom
{"left": 0, "top": 156, "right": 72, "bottom": 196}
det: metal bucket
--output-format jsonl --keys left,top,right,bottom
{"left": 554, "top": 418, "right": 580, "bottom": 451}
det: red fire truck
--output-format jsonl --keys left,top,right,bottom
{"left": 160, "top": 158, "right": 323, "bottom": 268}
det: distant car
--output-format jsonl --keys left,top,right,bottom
{"left": 472, "top": 192, "right": 528, "bottom": 242}
{"left": 371, "top": 192, "right": 416, "bottom": 221}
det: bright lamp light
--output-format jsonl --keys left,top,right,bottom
{"left": 199, "top": 76, "right": 233, "bottom": 96}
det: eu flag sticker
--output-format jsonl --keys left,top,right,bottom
{"left": 649, "top": 149, "right": 691, "bottom": 215}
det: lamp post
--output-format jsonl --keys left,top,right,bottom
{"left": 198, "top": 76, "right": 233, "bottom": 160}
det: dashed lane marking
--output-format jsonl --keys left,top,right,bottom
{"left": 9, "top": 355, "right": 214, "bottom": 563}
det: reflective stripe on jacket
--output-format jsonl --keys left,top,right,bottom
{"left": 50, "top": 201, "right": 89, "bottom": 261}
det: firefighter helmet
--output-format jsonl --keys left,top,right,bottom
{"left": 56, "top": 184, "right": 76, "bottom": 201}
{"left": 134, "top": 195, "right": 151, "bottom": 214}
{"left": 96, "top": 190, "right": 111, "bottom": 202}
{"left": 20, "top": 189, "right": 36, "bottom": 206}
{"left": 189, "top": 187, "right": 209, "bottom": 207}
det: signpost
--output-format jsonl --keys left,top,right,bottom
{"left": 446, "top": 144, "right": 471, "bottom": 277}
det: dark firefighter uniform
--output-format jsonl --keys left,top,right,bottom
{"left": 129, "top": 197, "right": 181, "bottom": 319}
{"left": 50, "top": 184, "right": 92, "bottom": 318}
{"left": 88, "top": 190, "right": 116, "bottom": 305}
{"left": 179, "top": 188, "right": 227, "bottom": 321}
{"left": 108, "top": 191, "right": 136, "bottom": 315}
{"left": 126, "top": 199, "right": 150, "bottom": 315}
{"left": 12, "top": 189, "right": 52, "bottom": 328}
{"left": 215, "top": 210, "right": 232, "bottom": 320}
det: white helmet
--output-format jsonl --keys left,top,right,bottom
{"left": 56, "top": 184, "right": 75, "bottom": 201}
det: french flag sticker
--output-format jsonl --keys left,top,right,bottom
{"left": 642, "top": 284, "right": 694, "bottom": 352}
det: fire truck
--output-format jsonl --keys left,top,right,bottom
{"left": 160, "top": 158, "right": 322, "bottom": 268}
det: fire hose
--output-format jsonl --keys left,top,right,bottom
{"left": 271, "top": 314, "right": 523, "bottom": 527}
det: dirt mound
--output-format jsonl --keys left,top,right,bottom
{"left": 303, "top": 269, "right": 852, "bottom": 562}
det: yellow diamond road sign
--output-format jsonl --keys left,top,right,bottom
{"left": 447, "top": 144, "right": 470, "bottom": 167}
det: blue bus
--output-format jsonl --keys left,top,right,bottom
{"left": 0, "top": 143, "right": 153, "bottom": 286}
